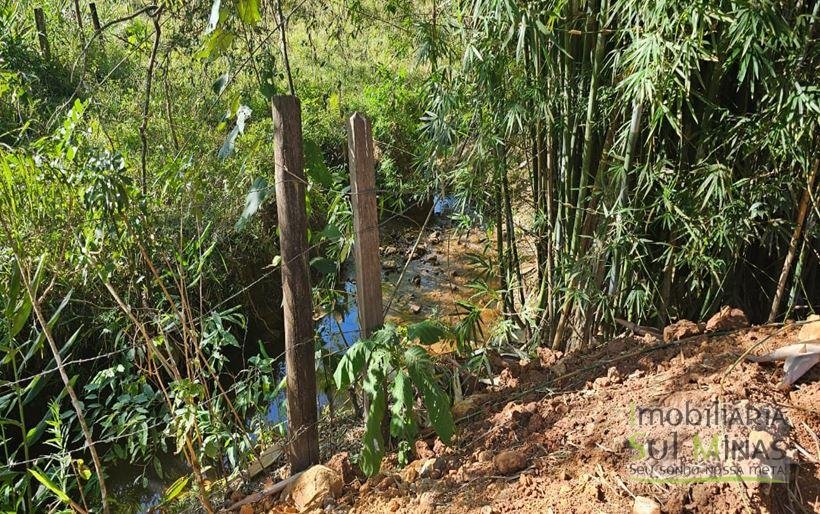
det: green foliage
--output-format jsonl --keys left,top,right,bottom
{"left": 418, "top": 0, "right": 819, "bottom": 342}
{"left": 334, "top": 324, "right": 455, "bottom": 475}
{"left": 2, "top": 0, "right": 816, "bottom": 511}
{"left": 28, "top": 468, "right": 71, "bottom": 507}
{"left": 0, "top": 0, "right": 428, "bottom": 510}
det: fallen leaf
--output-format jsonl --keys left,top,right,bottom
{"left": 747, "top": 340, "right": 820, "bottom": 387}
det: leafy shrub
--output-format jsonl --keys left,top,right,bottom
{"left": 334, "top": 322, "right": 454, "bottom": 475}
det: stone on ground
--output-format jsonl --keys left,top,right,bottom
{"left": 663, "top": 320, "right": 702, "bottom": 342}
{"left": 493, "top": 450, "right": 527, "bottom": 475}
{"left": 705, "top": 305, "right": 749, "bottom": 332}
{"left": 632, "top": 495, "right": 661, "bottom": 514}
{"left": 798, "top": 314, "right": 820, "bottom": 342}
{"left": 325, "top": 452, "right": 356, "bottom": 484}
{"left": 282, "top": 465, "right": 343, "bottom": 512}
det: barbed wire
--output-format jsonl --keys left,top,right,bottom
{"left": 0, "top": 200, "right": 434, "bottom": 393}
{"left": 0, "top": 343, "right": 141, "bottom": 390}
{"left": 1, "top": 341, "right": 349, "bottom": 472}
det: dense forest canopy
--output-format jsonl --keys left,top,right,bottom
{"left": 0, "top": 0, "right": 817, "bottom": 511}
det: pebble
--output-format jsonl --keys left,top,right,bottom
{"left": 633, "top": 496, "right": 661, "bottom": 514}
{"left": 477, "top": 449, "right": 493, "bottom": 462}
{"left": 493, "top": 450, "right": 527, "bottom": 475}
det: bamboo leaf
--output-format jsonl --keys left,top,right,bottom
{"left": 163, "top": 475, "right": 190, "bottom": 503}
{"left": 28, "top": 468, "right": 72, "bottom": 505}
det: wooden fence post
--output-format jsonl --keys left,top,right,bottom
{"left": 89, "top": 2, "right": 101, "bottom": 35}
{"left": 34, "top": 7, "right": 50, "bottom": 59}
{"left": 272, "top": 95, "right": 319, "bottom": 472}
{"left": 72, "top": 0, "right": 85, "bottom": 33}
{"left": 348, "top": 113, "right": 384, "bottom": 337}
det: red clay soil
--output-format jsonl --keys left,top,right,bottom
{"left": 232, "top": 323, "right": 820, "bottom": 514}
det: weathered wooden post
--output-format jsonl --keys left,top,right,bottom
{"left": 272, "top": 95, "right": 319, "bottom": 472}
{"left": 347, "top": 112, "right": 384, "bottom": 337}
{"left": 34, "top": 7, "right": 50, "bottom": 59}
{"left": 72, "top": 0, "right": 85, "bottom": 33}
{"left": 89, "top": 2, "right": 102, "bottom": 35}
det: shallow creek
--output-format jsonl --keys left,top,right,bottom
{"left": 110, "top": 201, "right": 498, "bottom": 511}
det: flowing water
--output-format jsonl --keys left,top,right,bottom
{"left": 109, "top": 197, "right": 498, "bottom": 511}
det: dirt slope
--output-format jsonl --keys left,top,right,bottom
{"left": 230, "top": 322, "right": 820, "bottom": 514}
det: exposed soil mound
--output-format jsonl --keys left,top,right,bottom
{"left": 226, "top": 322, "right": 820, "bottom": 513}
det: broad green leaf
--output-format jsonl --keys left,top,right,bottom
{"left": 371, "top": 324, "right": 401, "bottom": 348}
{"left": 23, "top": 375, "right": 46, "bottom": 406}
{"left": 310, "top": 257, "right": 336, "bottom": 275}
{"left": 403, "top": 344, "right": 431, "bottom": 368}
{"left": 25, "top": 426, "right": 41, "bottom": 445}
{"left": 9, "top": 294, "right": 31, "bottom": 339}
{"left": 196, "top": 28, "right": 235, "bottom": 60}
{"left": 237, "top": 0, "right": 261, "bottom": 24}
{"left": 389, "top": 371, "right": 417, "bottom": 441}
{"left": 235, "top": 176, "right": 269, "bottom": 231}
{"left": 163, "top": 475, "right": 190, "bottom": 503}
{"left": 333, "top": 340, "right": 370, "bottom": 389}
{"left": 320, "top": 223, "right": 343, "bottom": 242}
{"left": 406, "top": 346, "right": 454, "bottom": 444}
{"left": 407, "top": 320, "right": 448, "bottom": 344}
{"left": 359, "top": 364, "right": 386, "bottom": 477}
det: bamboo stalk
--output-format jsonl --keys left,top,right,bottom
{"left": 768, "top": 157, "right": 818, "bottom": 322}
{"left": 495, "top": 161, "right": 511, "bottom": 319}
{"left": 20, "top": 264, "right": 109, "bottom": 513}
{"left": 570, "top": 0, "right": 608, "bottom": 256}
{"left": 608, "top": 101, "right": 643, "bottom": 297}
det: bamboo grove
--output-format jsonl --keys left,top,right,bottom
{"left": 417, "top": 0, "right": 819, "bottom": 350}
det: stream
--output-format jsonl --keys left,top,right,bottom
{"left": 109, "top": 197, "right": 498, "bottom": 511}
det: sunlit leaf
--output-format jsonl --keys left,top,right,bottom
{"left": 235, "top": 176, "right": 269, "bottom": 231}
{"left": 163, "top": 475, "right": 190, "bottom": 503}
{"left": 218, "top": 105, "right": 251, "bottom": 160}
{"left": 237, "top": 0, "right": 262, "bottom": 25}
{"left": 407, "top": 320, "right": 448, "bottom": 344}
{"left": 29, "top": 468, "right": 72, "bottom": 505}
{"left": 212, "top": 73, "right": 230, "bottom": 96}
